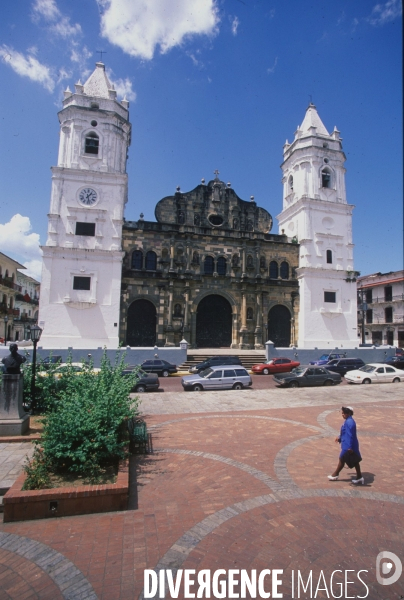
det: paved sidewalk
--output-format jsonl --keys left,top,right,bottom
{"left": 0, "top": 443, "right": 33, "bottom": 492}
{"left": 138, "top": 381, "right": 404, "bottom": 414}
{"left": 0, "top": 385, "right": 403, "bottom": 599}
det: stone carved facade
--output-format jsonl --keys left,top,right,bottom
{"left": 121, "top": 175, "right": 299, "bottom": 348}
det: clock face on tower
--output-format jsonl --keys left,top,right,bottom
{"left": 79, "top": 188, "right": 98, "bottom": 206}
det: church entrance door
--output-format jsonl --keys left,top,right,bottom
{"left": 267, "top": 305, "right": 291, "bottom": 347}
{"left": 127, "top": 299, "right": 156, "bottom": 347}
{"left": 196, "top": 295, "right": 232, "bottom": 348}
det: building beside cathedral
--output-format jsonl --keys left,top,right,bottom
{"left": 39, "top": 63, "right": 358, "bottom": 350}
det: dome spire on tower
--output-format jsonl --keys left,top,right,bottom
{"left": 299, "top": 103, "right": 329, "bottom": 136}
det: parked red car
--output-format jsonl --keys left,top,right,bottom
{"left": 251, "top": 357, "right": 300, "bottom": 375}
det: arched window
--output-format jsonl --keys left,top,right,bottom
{"left": 280, "top": 261, "right": 289, "bottom": 279}
{"left": 204, "top": 256, "right": 214, "bottom": 275}
{"left": 269, "top": 261, "right": 279, "bottom": 279}
{"left": 174, "top": 303, "right": 182, "bottom": 317}
{"left": 194, "top": 213, "right": 200, "bottom": 226}
{"left": 288, "top": 174, "right": 294, "bottom": 192}
{"left": 326, "top": 249, "right": 332, "bottom": 264}
{"left": 247, "top": 307, "right": 253, "bottom": 320}
{"left": 321, "top": 167, "right": 332, "bottom": 188}
{"left": 247, "top": 219, "right": 253, "bottom": 231}
{"left": 260, "top": 256, "right": 266, "bottom": 269}
{"left": 131, "top": 250, "right": 143, "bottom": 270}
{"left": 217, "top": 257, "right": 227, "bottom": 276}
{"left": 192, "top": 251, "right": 199, "bottom": 264}
{"left": 247, "top": 255, "right": 254, "bottom": 268}
{"left": 145, "top": 251, "right": 157, "bottom": 271}
{"left": 85, "top": 132, "right": 99, "bottom": 155}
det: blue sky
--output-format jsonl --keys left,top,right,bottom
{"left": 0, "top": 0, "right": 402, "bottom": 281}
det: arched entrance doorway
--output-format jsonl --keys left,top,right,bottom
{"left": 127, "top": 299, "right": 156, "bottom": 347}
{"left": 267, "top": 305, "right": 291, "bottom": 347}
{"left": 196, "top": 295, "right": 232, "bottom": 348}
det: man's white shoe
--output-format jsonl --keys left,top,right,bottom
{"left": 351, "top": 477, "right": 364, "bottom": 485}
{"left": 328, "top": 475, "right": 339, "bottom": 481}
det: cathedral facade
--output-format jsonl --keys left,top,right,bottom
{"left": 39, "top": 63, "right": 358, "bottom": 350}
{"left": 121, "top": 175, "right": 299, "bottom": 349}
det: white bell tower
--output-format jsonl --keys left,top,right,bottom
{"left": 277, "top": 104, "right": 358, "bottom": 348}
{"left": 38, "top": 63, "right": 131, "bottom": 348}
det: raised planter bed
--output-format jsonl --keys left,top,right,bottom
{"left": 3, "top": 458, "right": 129, "bottom": 523}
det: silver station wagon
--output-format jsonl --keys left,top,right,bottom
{"left": 181, "top": 365, "right": 252, "bottom": 391}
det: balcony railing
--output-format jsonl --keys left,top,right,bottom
{"left": 359, "top": 294, "right": 404, "bottom": 304}
{"left": 0, "top": 276, "right": 22, "bottom": 292}
{"left": 362, "top": 316, "right": 404, "bottom": 325}
{"left": 0, "top": 306, "right": 20, "bottom": 317}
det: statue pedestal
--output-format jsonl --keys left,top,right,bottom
{"left": 0, "top": 375, "right": 30, "bottom": 436}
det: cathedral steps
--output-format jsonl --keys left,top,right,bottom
{"left": 178, "top": 353, "right": 267, "bottom": 372}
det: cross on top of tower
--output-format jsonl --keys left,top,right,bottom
{"left": 213, "top": 169, "right": 220, "bottom": 180}
{"left": 96, "top": 50, "right": 107, "bottom": 62}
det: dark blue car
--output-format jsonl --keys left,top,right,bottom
{"left": 309, "top": 352, "right": 346, "bottom": 366}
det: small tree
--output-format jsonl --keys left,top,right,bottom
{"left": 23, "top": 352, "right": 140, "bottom": 488}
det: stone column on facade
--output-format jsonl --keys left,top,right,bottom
{"left": 230, "top": 307, "right": 239, "bottom": 349}
{"left": 290, "top": 316, "right": 295, "bottom": 347}
{"left": 190, "top": 309, "right": 197, "bottom": 348}
{"left": 157, "top": 286, "right": 165, "bottom": 346}
{"left": 241, "top": 245, "right": 246, "bottom": 277}
{"left": 185, "top": 242, "right": 191, "bottom": 274}
{"left": 164, "top": 283, "right": 175, "bottom": 346}
{"left": 183, "top": 285, "right": 191, "bottom": 339}
{"left": 239, "top": 291, "right": 249, "bottom": 348}
{"left": 255, "top": 246, "right": 261, "bottom": 279}
{"left": 169, "top": 238, "right": 175, "bottom": 273}
{"left": 254, "top": 292, "right": 263, "bottom": 349}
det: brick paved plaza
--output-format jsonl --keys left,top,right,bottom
{"left": 0, "top": 384, "right": 403, "bottom": 599}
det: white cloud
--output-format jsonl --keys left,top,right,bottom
{"left": 367, "top": 0, "right": 402, "bottom": 25}
{"left": 99, "top": 0, "right": 220, "bottom": 60}
{"left": 0, "top": 45, "right": 55, "bottom": 92}
{"left": 50, "top": 17, "right": 82, "bottom": 38}
{"left": 0, "top": 215, "right": 43, "bottom": 281}
{"left": 22, "top": 260, "right": 43, "bottom": 282}
{"left": 32, "top": 0, "right": 59, "bottom": 21}
{"left": 32, "top": 0, "right": 82, "bottom": 39}
{"left": 267, "top": 56, "right": 278, "bottom": 74}
{"left": 231, "top": 16, "right": 240, "bottom": 36}
{"left": 111, "top": 76, "right": 136, "bottom": 101}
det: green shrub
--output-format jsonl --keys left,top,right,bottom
{"left": 22, "top": 353, "right": 66, "bottom": 413}
{"left": 22, "top": 352, "right": 140, "bottom": 488}
{"left": 22, "top": 447, "right": 51, "bottom": 490}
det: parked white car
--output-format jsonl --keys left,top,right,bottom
{"left": 345, "top": 363, "right": 404, "bottom": 385}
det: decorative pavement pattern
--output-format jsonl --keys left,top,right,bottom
{"left": 0, "top": 385, "right": 403, "bottom": 599}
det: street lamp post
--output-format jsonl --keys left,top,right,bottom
{"left": 3, "top": 315, "right": 8, "bottom": 346}
{"left": 28, "top": 324, "right": 42, "bottom": 414}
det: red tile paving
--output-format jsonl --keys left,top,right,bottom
{"left": 0, "top": 398, "right": 403, "bottom": 599}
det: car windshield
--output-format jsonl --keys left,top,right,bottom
{"left": 291, "top": 367, "right": 306, "bottom": 375}
{"left": 199, "top": 368, "right": 213, "bottom": 378}
{"left": 359, "top": 365, "right": 376, "bottom": 373}
{"left": 318, "top": 354, "right": 329, "bottom": 360}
